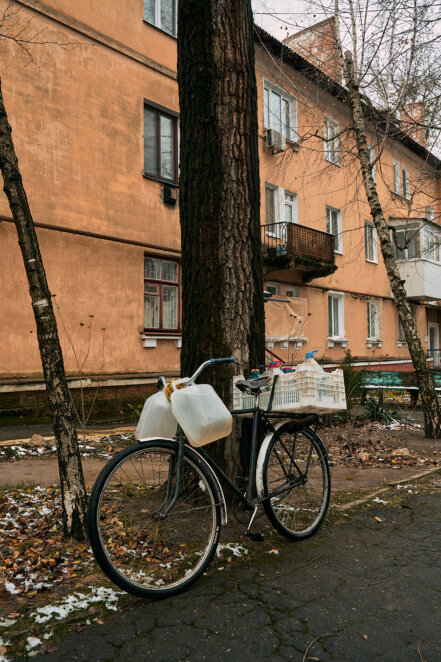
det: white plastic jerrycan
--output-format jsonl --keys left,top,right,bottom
{"left": 135, "top": 389, "right": 177, "bottom": 440}
{"left": 170, "top": 383, "right": 233, "bottom": 447}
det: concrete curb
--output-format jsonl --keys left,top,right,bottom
{"left": 335, "top": 466, "right": 441, "bottom": 511}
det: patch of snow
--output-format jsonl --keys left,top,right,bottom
{"left": 216, "top": 543, "right": 248, "bottom": 558}
{"left": 32, "top": 587, "right": 122, "bottom": 624}
{"left": 372, "top": 497, "right": 389, "bottom": 505}
{"left": 26, "top": 637, "right": 42, "bottom": 652}
{"left": 4, "top": 582, "right": 20, "bottom": 595}
{"left": 0, "top": 620, "right": 16, "bottom": 628}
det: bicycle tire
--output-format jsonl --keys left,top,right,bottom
{"left": 88, "top": 439, "right": 222, "bottom": 598}
{"left": 262, "top": 424, "right": 330, "bottom": 540}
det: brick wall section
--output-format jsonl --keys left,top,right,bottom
{"left": 283, "top": 17, "right": 343, "bottom": 83}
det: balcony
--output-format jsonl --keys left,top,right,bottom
{"left": 261, "top": 222, "right": 337, "bottom": 283}
{"left": 392, "top": 219, "right": 441, "bottom": 301}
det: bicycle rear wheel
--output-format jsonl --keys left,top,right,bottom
{"left": 262, "top": 424, "right": 330, "bottom": 540}
{"left": 88, "top": 440, "right": 221, "bottom": 598}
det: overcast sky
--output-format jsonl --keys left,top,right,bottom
{"left": 251, "top": 0, "right": 330, "bottom": 39}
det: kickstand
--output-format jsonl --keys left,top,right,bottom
{"left": 245, "top": 506, "right": 265, "bottom": 542}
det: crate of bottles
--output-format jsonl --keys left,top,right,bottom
{"left": 232, "top": 369, "right": 346, "bottom": 415}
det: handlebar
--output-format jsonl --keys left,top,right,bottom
{"left": 210, "top": 357, "right": 235, "bottom": 366}
{"left": 186, "top": 356, "right": 235, "bottom": 386}
{"left": 157, "top": 357, "right": 236, "bottom": 390}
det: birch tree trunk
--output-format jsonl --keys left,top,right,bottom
{"left": 0, "top": 78, "right": 88, "bottom": 537}
{"left": 177, "top": 0, "right": 265, "bottom": 476}
{"left": 343, "top": 52, "right": 441, "bottom": 439}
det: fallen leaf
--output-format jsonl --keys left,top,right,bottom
{"left": 374, "top": 517, "right": 383, "bottom": 522}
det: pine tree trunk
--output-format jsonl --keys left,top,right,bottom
{"left": 343, "top": 52, "right": 441, "bottom": 438}
{"left": 177, "top": 0, "right": 265, "bottom": 476}
{"left": 0, "top": 78, "right": 88, "bottom": 537}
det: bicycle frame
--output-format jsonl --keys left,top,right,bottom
{"left": 157, "top": 393, "right": 320, "bottom": 522}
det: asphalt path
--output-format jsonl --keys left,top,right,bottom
{"left": 30, "top": 490, "right": 441, "bottom": 662}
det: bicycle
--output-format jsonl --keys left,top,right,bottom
{"left": 88, "top": 357, "right": 331, "bottom": 598}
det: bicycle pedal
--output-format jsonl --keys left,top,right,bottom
{"left": 245, "top": 530, "right": 265, "bottom": 541}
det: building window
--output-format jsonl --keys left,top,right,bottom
{"left": 365, "top": 222, "right": 378, "bottom": 263}
{"left": 393, "top": 160, "right": 410, "bottom": 199}
{"left": 326, "top": 206, "right": 343, "bottom": 253}
{"left": 143, "top": 102, "right": 178, "bottom": 184}
{"left": 265, "top": 184, "right": 298, "bottom": 237}
{"left": 284, "top": 191, "right": 297, "bottom": 223}
{"left": 367, "top": 300, "right": 381, "bottom": 340}
{"left": 263, "top": 79, "right": 297, "bottom": 143}
{"left": 266, "top": 282, "right": 281, "bottom": 296}
{"left": 398, "top": 314, "right": 406, "bottom": 342}
{"left": 265, "top": 184, "right": 276, "bottom": 226}
{"left": 143, "top": 0, "right": 177, "bottom": 36}
{"left": 324, "top": 116, "right": 340, "bottom": 165}
{"left": 392, "top": 226, "right": 421, "bottom": 260}
{"left": 422, "top": 226, "right": 441, "bottom": 262}
{"left": 402, "top": 166, "right": 410, "bottom": 200}
{"left": 286, "top": 287, "right": 299, "bottom": 298}
{"left": 144, "top": 256, "right": 180, "bottom": 331}
{"left": 426, "top": 206, "right": 435, "bottom": 222}
{"left": 328, "top": 293, "right": 344, "bottom": 339}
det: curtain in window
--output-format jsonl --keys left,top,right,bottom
{"left": 162, "top": 285, "right": 178, "bottom": 329}
{"left": 161, "top": 0, "right": 175, "bottom": 34}
{"left": 144, "top": 291, "right": 160, "bottom": 328}
{"left": 144, "top": 0, "right": 155, "bottom": 23}
{"left": 265, "top": 187, "right": 275, "bottom": 225}
{"left": 270, "top": 91, "right": 282, "bottom": 133}
{"left": 145, "top": 256, "right": 161, "bottom": 279}
{"left": 160, "top": 115, "right": 174, "bottom": 180}
{"left": 144, "top": 107, "right": 158, "bottom": 176}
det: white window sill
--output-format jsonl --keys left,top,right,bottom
{"left": 327, "top": 337, "right": 349, "bottom": 348}
{"left": 334, "top": 250, "right": 343, "bottom": 256}
{"left": 365, "top": 258, "right": 378, "bottom": 265}
{"left": 141, "top": 333, "right": 181, "bottom": 349}
{"left": 366, "top": 339, "right": 383, "bottom": 348}
{"left": 397, "top": 340, "right": 407, "bottom": 348}
{"left": 324, "top": 158, "right": 341, "bottom": 167}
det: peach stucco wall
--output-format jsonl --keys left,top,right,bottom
{"left": 1, "top": 223, "right": 179, "bottom": 378}
{"left": 1, "top": 0, "right": 440, "bottom": 383}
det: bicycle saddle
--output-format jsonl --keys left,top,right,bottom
{"left": 235, "top": 376, "right": 272, "bottom": 395}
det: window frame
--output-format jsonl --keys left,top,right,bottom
{"left": 143, "top": 0, "right": 177, "bottom": 37}
{"left": 144, "top": 255, "right": 181, "bottom": 334}
{"left": 263, "top": 78, "right": 298, "bottom": 144}
{"left": 368, "top": 144, "right": 376, "bottom": 183}
{"left": 326, "top": 206, "right": 343, "bottom": 254}
{"left": 265, "top": 183, "right": 298, "bottom": 238}
{"left": 367, "top": 300, "right": 381, "bottom": 341}
{"left": 328, "top": 292, "right": 345, "bottom": 339}
{"left": 143, "top": 100, "right": 179, "bottom": 186}
{"left": 324, "top": 115, "right": 340, "bottom": 165}
{"left": 365, "top": 221, "right": 378, "bottom": 263}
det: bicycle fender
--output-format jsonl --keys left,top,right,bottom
{"left": 255, "top": 420, "right": 288, "bottom": 498}
{"left": 190, "top": 447, "right": 228, "bottom": 525}
{"left": 137, "top": 437, "right": 228, "bottom": 526}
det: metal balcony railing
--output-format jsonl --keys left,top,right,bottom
{"left": 428, "top": 348, "right": 441, "bottom": 368}
{"left": 261, "top": 222, "right": 335, "bottom": 263}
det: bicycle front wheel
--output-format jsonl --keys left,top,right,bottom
{"left": 262, "top": 425, "right": 330, "bottom": 540}
{"left": 88, "top": 440, "right": 221, "bottom": 598}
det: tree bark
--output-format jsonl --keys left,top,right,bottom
{"left": 0, "top": 78, "right": 88, "bottom": 537}
{"left": 343, "top": 51, "right": 441, "bottom": 438}
{"left": 177, "top": 0, "right": 265, "bottom": 476}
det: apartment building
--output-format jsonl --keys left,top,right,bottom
{"left": 257, "top": 22, "right": 441, "bottom": 370}
{"left": 1, "top": 2, "right": 440, "bottom": 415}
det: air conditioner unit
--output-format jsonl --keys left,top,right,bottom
{"left": 267, "top": 129, "right": 285, "bottom": 153}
